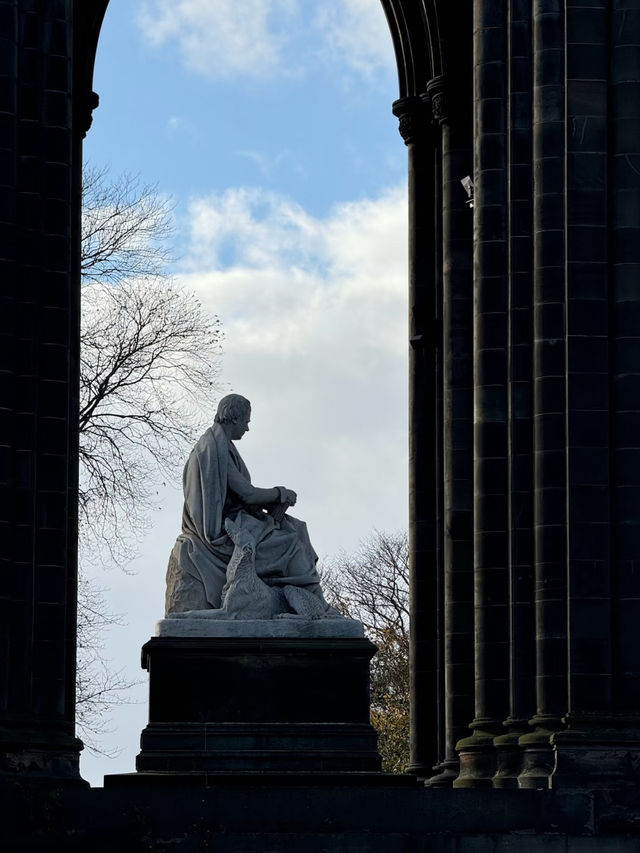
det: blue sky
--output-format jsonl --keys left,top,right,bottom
{"left": 81, "top": 0, "right": 408, "bottom": 786}
{"left": 88, "top": 0, "right": 403, "bottom": 217}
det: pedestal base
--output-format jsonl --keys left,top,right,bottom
{"left": 131, "top": 636, "right": 382, "bottom": 775}
{"left": 551, "top": 724, "right": 640, "bottom": 790}
{"left": 0, "top": 727, "right": 86, "bottom": 785}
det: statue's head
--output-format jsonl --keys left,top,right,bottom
{"left": 215, "top": 394, "right": 251, "bottom": 426}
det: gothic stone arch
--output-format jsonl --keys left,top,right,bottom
{"left": 4, "top": 0, "right": 640, "bottom": 798}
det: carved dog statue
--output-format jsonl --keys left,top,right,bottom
{"left": 168, "top": 516, "right": 334, "bottom": 621}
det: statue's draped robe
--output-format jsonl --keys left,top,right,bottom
{"left": 166, "top": 423, "right": 320, "bottom": 613}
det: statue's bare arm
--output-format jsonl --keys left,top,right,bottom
{"left": 226, "top": 464, "right": 297, "bottom": 508}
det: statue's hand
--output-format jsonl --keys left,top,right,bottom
{"left": 283, "top": 489, "right": 297, "bottom": 506}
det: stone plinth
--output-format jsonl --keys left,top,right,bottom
{"left": 132, "top": 633, "right": 381, "bottom": 774}
{"left": 154, "top": 616, "right": 365, "bottom": 639}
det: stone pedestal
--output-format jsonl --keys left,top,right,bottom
{"left": 130, "top": 633, "right": 381, "bottom": 775}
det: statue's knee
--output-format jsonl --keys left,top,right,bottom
{"left": 166, "top": 570, "right": 209, "bottom": 614}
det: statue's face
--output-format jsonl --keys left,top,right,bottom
{"left": 231, "top": 409, "right": 251, "bottom": 440}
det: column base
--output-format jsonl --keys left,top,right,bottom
{"left": 453, "top": 721, "right": 501, "bottom": 788}
{"left": 493, "top": 723, "right": 530, "bottom": 788}
{"left": 405, "top": 760, "right": 437, "bottom": 778}
{"left": 0, "top": 727, "right": 86, "bottom": 785}
{"left": 426, "top": 758, "right": 459, "bottom": 787}
{"left": 517, "top": 717, "right": 560, "bottom": 789}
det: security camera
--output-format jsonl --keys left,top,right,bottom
{"left": 460, "top": 175, "right": 474, "bottom": 208}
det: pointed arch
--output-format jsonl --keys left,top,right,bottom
{"left": 378, "top": 0, "right": 442, "bottom": 98}
{"left": 74, "top": 1, "right": 110, "bottom": 135}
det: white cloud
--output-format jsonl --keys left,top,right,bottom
{"left": 179, "top": 184, "right": 409, "bottom": 558}
{"left": 185, "top": 188, "right": 321, "bottom": 273}
{"left": 136, "top": 0, "right": 395, "bottom": 83}
{"left": 313, "top": 0, "right": 395, "bottom": 81}
{"left": 80, "top": 184, "right": 409, "bottom": 786}
{"left": 137, "top": 0, "right": 298, "bottom": 79}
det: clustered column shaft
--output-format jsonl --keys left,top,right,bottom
{"left": 393, "top": 96, "right": 443, "bottom": 777}
{"left": 454, "top": 0, "right": 511, "bottom": 788}
{"left": 493, "top": 0, "right": 536, "bottom": 788}
{"left": 435, "top": 98, "right": 475, "bottom": 787}
{"left": 396, "top": 0, "right": 640, "bottom": 791}
{"left": 517, "top": 0, "right": 569, "bottom": 787}
{"left": 610, "top": 0, "right": 640, "bottom": 720}
{"left": 0, "top": 0, "right": 83, "bottom": 781}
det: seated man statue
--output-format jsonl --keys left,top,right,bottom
{"left": 166, "top": 393, "right": 334, "bottom": 618}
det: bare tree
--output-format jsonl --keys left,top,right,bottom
{"left": 81, "top": 166, "right": 173, "bottom": 285}
{"left": 76, "top": 573, "right": 139, "bottom": 756}
{"left": 77, "top": 166, "right": 223, "bottom": 747}
{"left": 321, "top": 530, "right": 409, "bottom": 773}
{"left": 79, "top": 166, "right": 223, "bottom": 567}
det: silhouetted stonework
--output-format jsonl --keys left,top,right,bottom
{"left": 0, "top": 0, "right": 83, "bottom": 781}
{"left": 2, "top": 0, "right": 640, "bottom": 848}
{"left": 390, "top": 0, "right": 640, "bottom": 793}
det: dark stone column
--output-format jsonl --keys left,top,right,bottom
{"left": 425, "top": 76, "right": 475, "bottom": 789}
{"left": 393, "top": 96, "right": 442, "bottom": 778}
{"left": 610, "top": 0, "right": 640, "bottom": 722}
{"left": 454, "top": 0, "right": 511, "bottom": 789}
{"left": 549, "top": 0, "right": 613, "bottom": 784}
{"left": 493, "top": 0, "right": 536, "bottom": 788}
{"left": 517, "top": 0, "right": 568, "bottom": 789}
{"left": 386, "top": 0, "right": 640, "bottom": 796}
{"left": 550, "top": 0, "right": 640, "bottom": 788}
{"left": 0, "top": 0, "right": 85, "bottom": 782}
{"left": 564, "top": 0, "right": 612, "bottom": 722}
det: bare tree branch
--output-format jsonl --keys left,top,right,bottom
{"left": 79, "top": 166, "right": 223, "bottom": 569}
{"left": 81, "top": 165, "right": 174, "bottom": 284}
{"left": 77, "top": 164, "right": 224, "bottom": 751}
{"left": 75, "top": 571, "right": 141, "bottom": 757}
{"left": 321, "top": 530, "right": 409, "bottom": 773}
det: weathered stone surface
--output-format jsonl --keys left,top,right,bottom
{"left": 156, "top": 616, "right": 364, "bottom": 638}
{"left": 6, "top": 780, "right": 640, "bottom": 851}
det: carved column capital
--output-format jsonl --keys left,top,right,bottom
{"left": 392, "top": 96, "right": 432, "bottom": 146}
{"left": 79, "top": 90, "right": 100, "bottom": 138}
{"left": 426, "top": 76, "right": 448, "bottom": 125}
